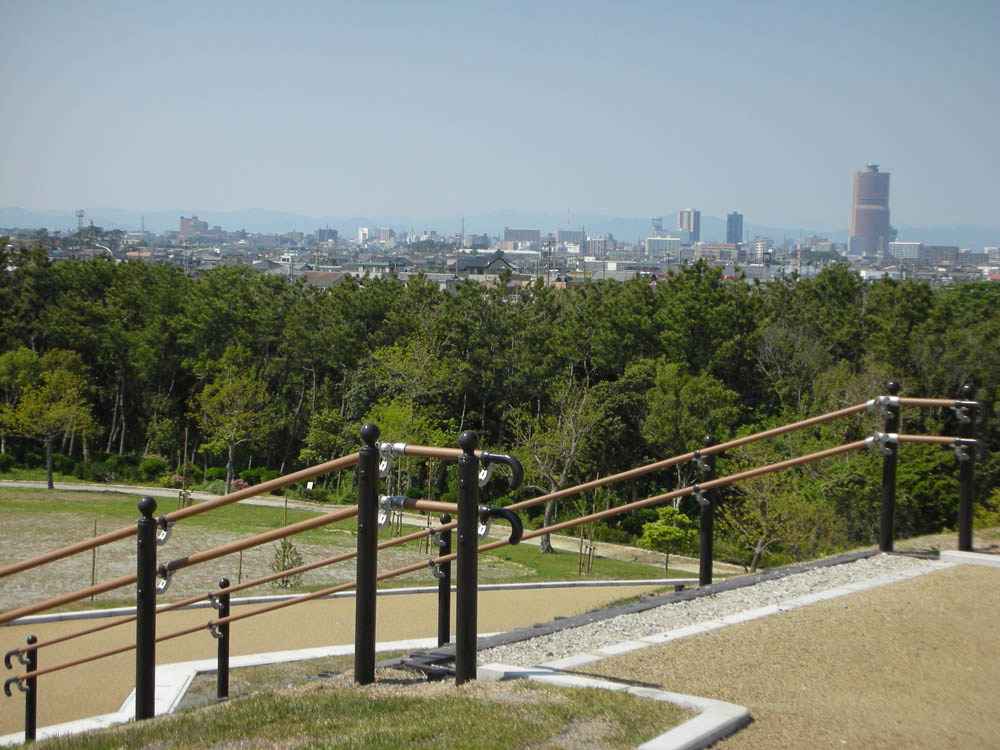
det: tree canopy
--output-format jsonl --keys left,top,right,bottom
{"left": 2, "top": 245, "right": 996, "bottom": 567}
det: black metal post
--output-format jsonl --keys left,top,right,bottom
{"left": 698, "top": 435, "right": 717, "bottom": 587}
{"left": 354, "top": 423, "right": 379, "bottom": 685}
{"left": 135, "top": 496, "right": 157, "bottom": 720}
{"left": 216, "top": 578, "right": 230, "bottom": 701}
{"left": 879, "top": 382, "right": 901, "bottom": 553}
{"left": 957, "top": 383, "right": 978, "bottom": 552}
{"left": 24, "top": 635, "right": 36, "bottom": 743}
{"left": 455, "top": 430, "right": 480, "bottom": 685}
{"left": 437, "top": 513, "right": 452, "bottom": 648}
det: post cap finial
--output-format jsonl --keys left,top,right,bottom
{"left": 886, "top": 381, "right": 900, "bottom": 395}
{"left": 360, "top": 423, "right": 380, "bottom": 444}
{"left": 702, "top": 434, "right": 716, "bottom": 447}
{"left": 458, "top": 430, "right": 479, "bottom": 452}
{"left": 138, "top": 496, "right": 157, "bottom": 517}
{"left": 960, "top": 382, "right": 976, "bottom": 399}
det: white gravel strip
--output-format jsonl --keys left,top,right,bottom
{"left": 479, "top": 554, "right": 945, "bottom": 669}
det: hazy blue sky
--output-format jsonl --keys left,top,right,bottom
{"left": 1, "top": 0, "right": 997, "bottom": 230}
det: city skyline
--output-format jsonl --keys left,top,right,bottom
{"left": 1, "top": 1, "right": 998, "bottom": 229}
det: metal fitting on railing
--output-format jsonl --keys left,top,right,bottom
{"left": 691, "top": 450, "right": 710, "bottom": 473}
{"left": 478, "top": 506, "right": 523, "bottom": 545}
{"left": 428, "top": 560, "right": 447, "bottom": 579}
{"left": 376, "top": 442, "right": 409, "bottom": 477}
{"left": 156, "top": 515, "right": 174, "bottom": 546}
{"left": 691, "top": 483, "right": 709, "bottom": 507}
{"left": 4, "top": 648, "right": 27, "bottom": 669}
{"left": 478, "top": 451, "right": 524, "bottom": 491}
{"left": 477, "top": 462, "right": 493, "bottom": 487}
{"left": 377, "top": 495, "right": 407, "bottom": 529}
{"left": 951, "top": 437, "right": 979, "bottom": 463}
{"left": 866, "top": 431, "right": 898, "bottom": 456}
{"left": 156, "top": 563, "right": 174, "bottom": 595}
{"left": 950, "top": 404, "right": 973, "bottom": 425}
{"left": 4, "top": 676, "right": 26, "bottom": 697}
{"left": 865, "top": 394, "right": 901, "bottom": 417}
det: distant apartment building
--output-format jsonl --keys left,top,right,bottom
{"left": 586, "top": 235, "right": 616, "bottom": 255}
{"left": 888, "top": 241, "right": 922, "bottom": 259}
{"left": 557, "top": 229, "right": 586, "bottom": 244}
{"left": 315, "top": 227, "right": 338, "bottom": 243}
{"left": 503, "top": 228, "right": 541, "bottom": 243}
{"left": 678, "top": 209, "right": 700, "bottom": 243}
{"left": 646, "top": 236, "right": 680, "bottom": 255}
{"left": 751, "top": 237, "right": 773, "bottom": 263}
{"left": 850, "top": 164, "right": 891, "bottom": 255}
{"left": 921, "top": 245, "right": 959, "bottom": 263}
{"left": 179, "top": 216, "right": 208, "bottom": 238}
{"left": 726, "top": 212, "right": 743, "bottom": 244}
{"left": 358, "top": 227, "right": 370, "bottom": 243}
{"left": 378, "top": 227, "right": 394, "bottom": 242}
{"left": 693, "top": 242, "right": 739, "bottom": 261}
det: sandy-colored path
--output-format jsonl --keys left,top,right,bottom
{"left": 585, "top": 564, "right": 1000, "bottom": 748}
{"left": 0, "top": 584, "right": 658, "bottom": 735}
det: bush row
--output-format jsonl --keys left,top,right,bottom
{"left": 0, "top": 450, "right": 284, "bottom": 490}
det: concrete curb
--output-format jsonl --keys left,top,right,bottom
{"left": 479, "top": 664, "right": 751, "bottom": 750}
{"left": 939, "top": 549, "right": 1000, "bottom": 568}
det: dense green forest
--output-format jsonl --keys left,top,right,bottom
{"left": 2, "top": 240, "right": 998, "bottom": 568}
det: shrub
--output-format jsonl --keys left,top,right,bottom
{"left": 139, "top": 457, "right": 168, "bottom": 483}
{"left": 260, "top": 469, "right": 281, "bottom": 483}
{"left": 240, "top": 467, "right": 265, "bottom": 485}
{"left": 593, "top": 525, "right": 634, "bottom": 545}
{"left": 79, "top": 460, "right": 110, "bottom": 482}
{"left": 270, "top": 538, "right": 304, "bottom": 588}
{"left": 104, "top": 454, "right": 140, "bottom": 481}
{"left": 230, "top": 477, "right": 249, "bottom": 491}
{"left": 205, "top": 467, "right": 228, "bottom": 482}
{"left": 52, "top": 453, "right": 75, "bottom": 475}
{"left": 24, "top": 451, "right": 44, "bottom": 469}
{"left": 202, "top": 479, "right": 226, "bottom": 495}
{"left": 0, "top": 453, "right": 14, "bottom": 473}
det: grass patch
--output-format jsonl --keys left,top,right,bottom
{"left": 22, "top": 674, "right": 691, "bottom": 750}
{"left": 482, "top": 542, "right": 697, "bottom": 581}
{"left": 176, "top": 652, "right": 410, "bottom": 710}
{"left": 0, "top": 467, "right": 82, "bottom": 484}
{"left": 0, "top": 488, "right": 357, "bottom": 541}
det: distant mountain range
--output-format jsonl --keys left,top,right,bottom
{"left": 2, "top": 207, "right": 997, "bottom": 251}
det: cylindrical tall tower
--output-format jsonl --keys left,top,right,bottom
{"left": 851, "top": 164, "right": 891, "bottom": 255}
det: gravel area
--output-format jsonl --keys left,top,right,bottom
{"left": 478, "top": 553, "right": 939, "bottom": 668}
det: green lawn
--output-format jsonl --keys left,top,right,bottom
{"left": 17, "top": 677, "right": 691, "bottom": 750}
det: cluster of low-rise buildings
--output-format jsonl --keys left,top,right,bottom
{"left": 5, "top": 197, "right": 1000, "bottom": 289}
